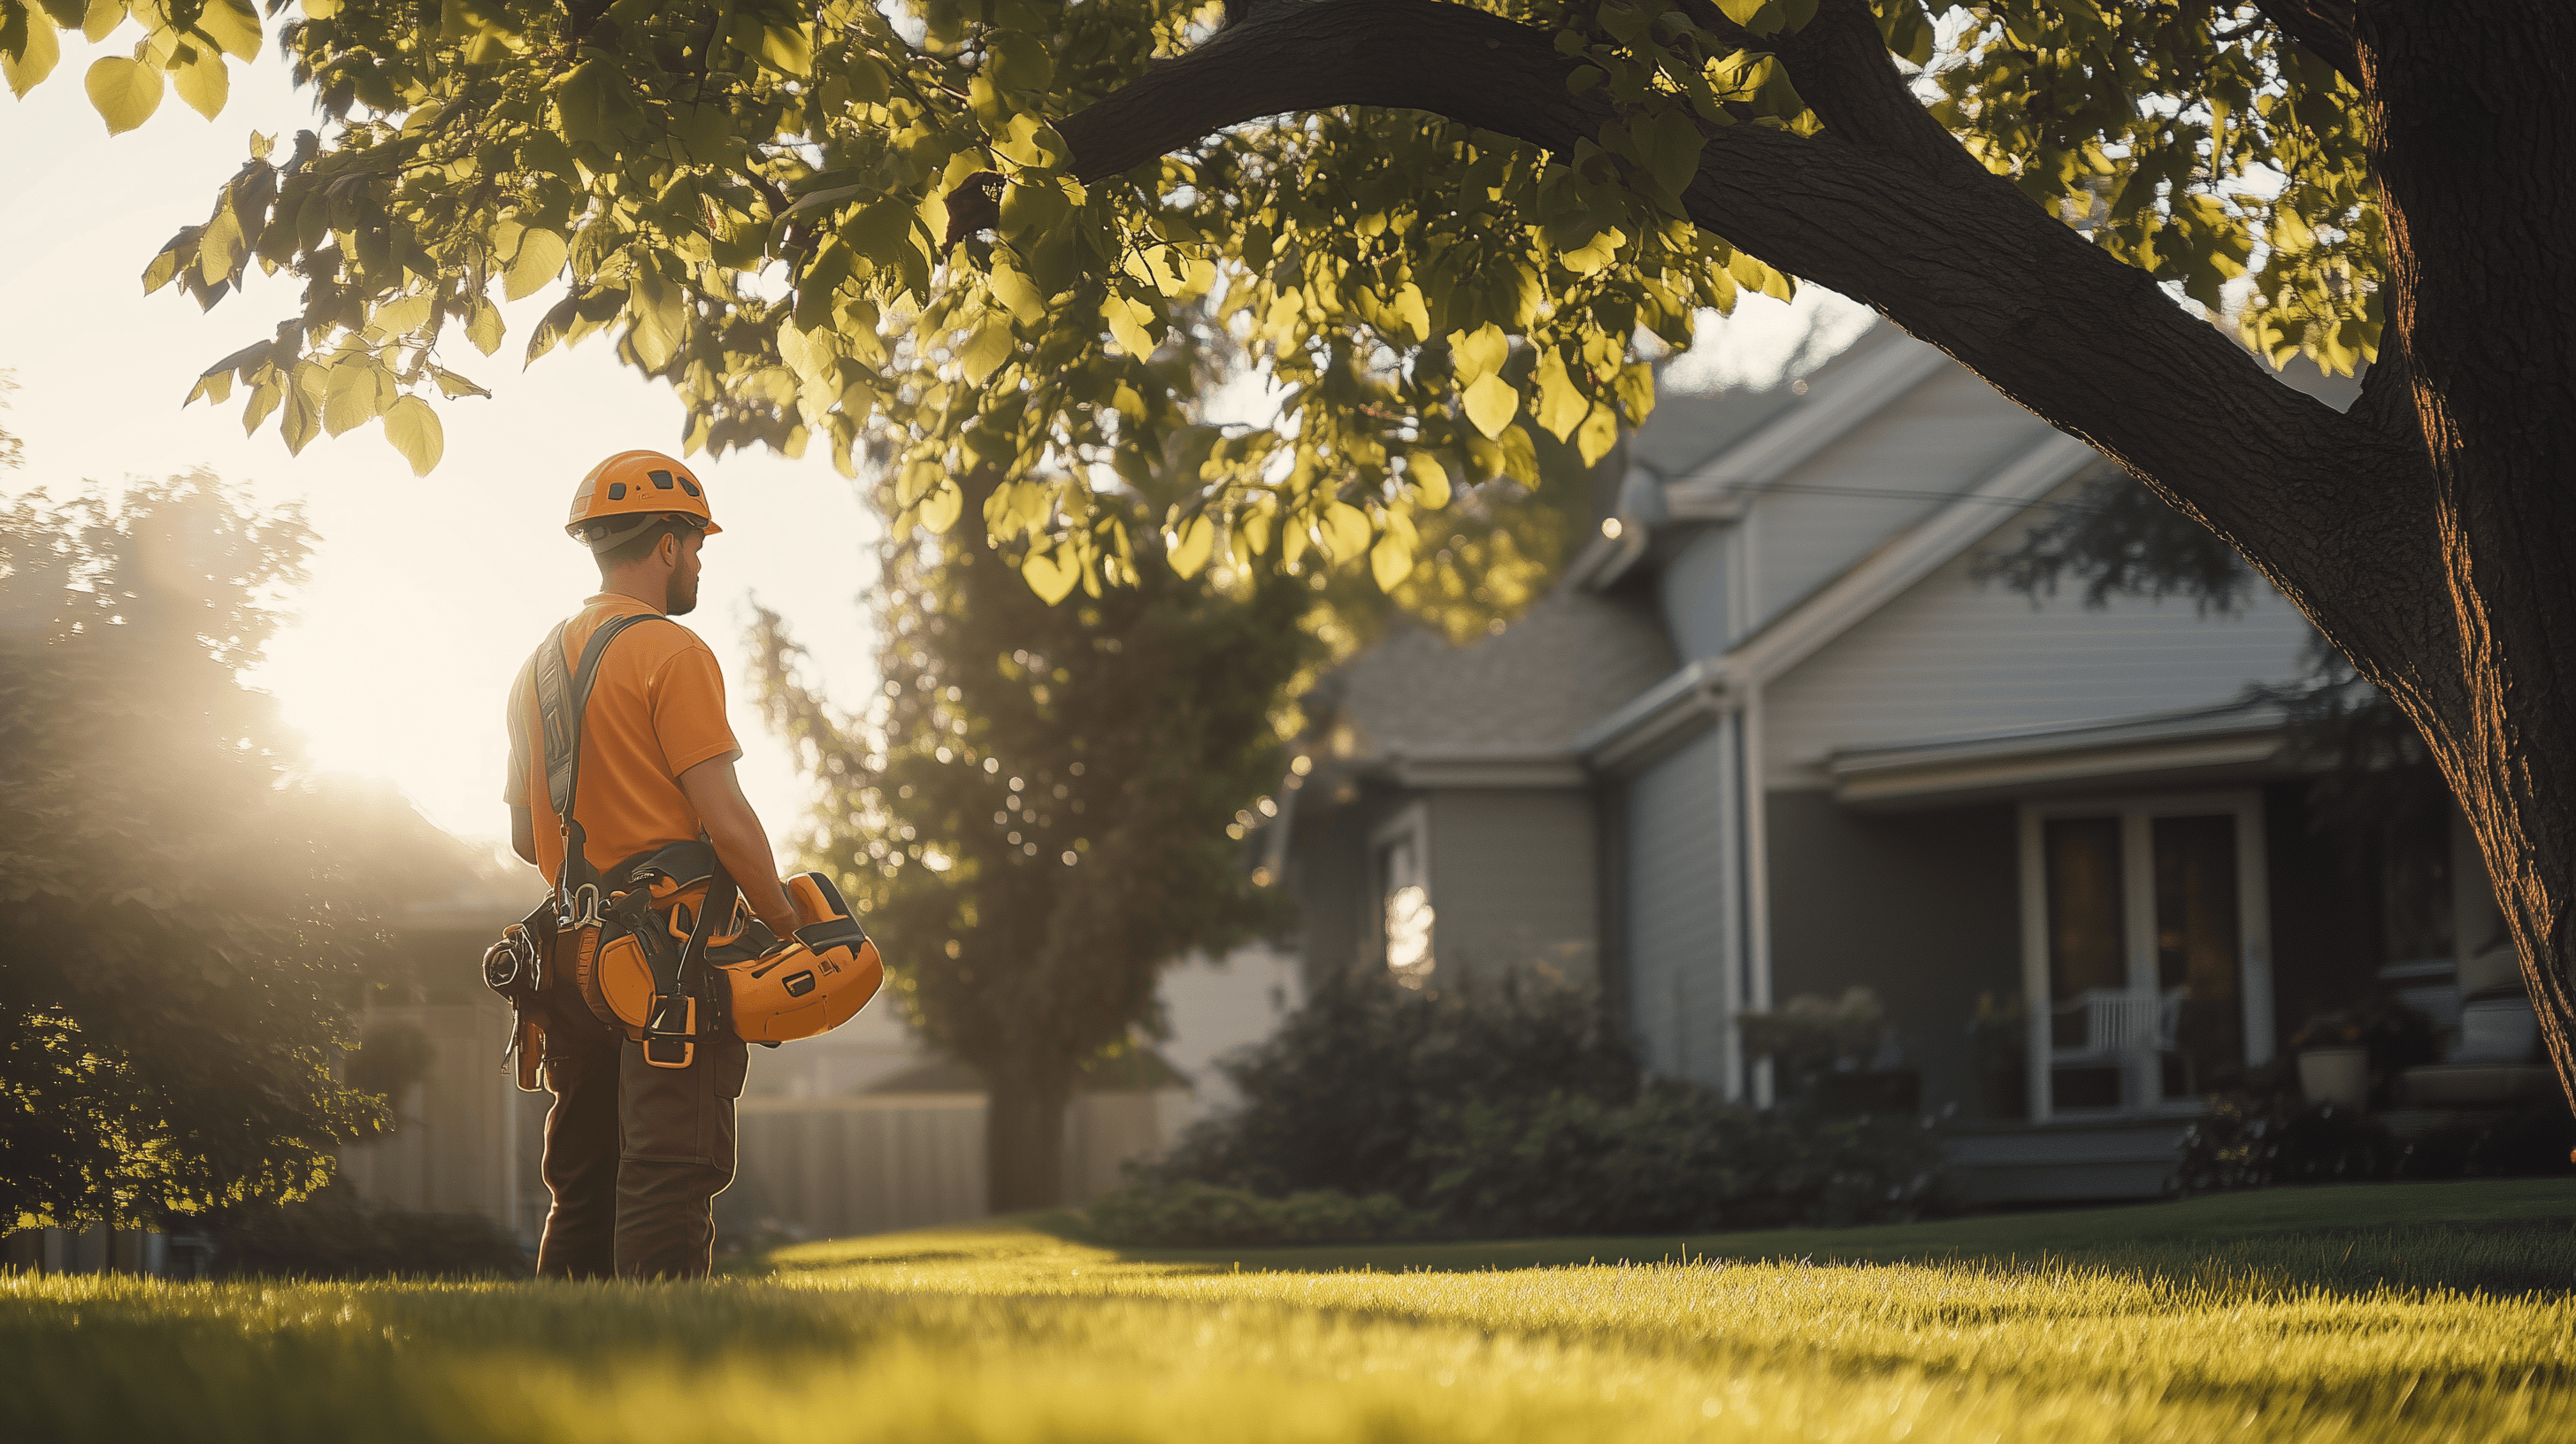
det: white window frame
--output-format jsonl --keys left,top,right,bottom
{"left": 1370, "top": 802, "right": 1433, "bottom": 978}
{"left": 2016, "top": 790, "right": 2273, "bottom": 1123}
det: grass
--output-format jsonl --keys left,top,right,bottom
{"left": 10, "top": 1179, "right": 2576, "bottom": 1443}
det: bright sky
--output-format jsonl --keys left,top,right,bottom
{"left": 0, "top": 53, "right": 882, "bottom": 855}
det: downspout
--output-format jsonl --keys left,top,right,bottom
{"left": 1741, "top": 680, "right": 1775, "bottom": 1108}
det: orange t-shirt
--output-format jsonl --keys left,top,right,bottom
{"left": 503, "top": 594, "right": 741, "bottom": 886}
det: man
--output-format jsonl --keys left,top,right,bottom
{"left": 504, "top": 449, "right": 801, "bottom": 1280}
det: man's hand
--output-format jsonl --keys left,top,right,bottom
{"left": 677, "top": 755, "right": 800, "bottom": 939}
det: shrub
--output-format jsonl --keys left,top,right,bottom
{"left": 1418, "top": 1085, "right": 1944, "bottom": 1236}
{"left": 1085, "top": 1181, "right": 1436, "bottom": 1248}
{"left": 1119, "top": 968, "right": 1946, "bottom": 1245}
{"left": 196, "top": 1185, "right": 530, "bottom": 1279}
{"left": 2181, "top": 1095, "right": 2575, "bottom": 1192}
{"left": 1150, "top": 965, "right": 1638, "bottom": 1202}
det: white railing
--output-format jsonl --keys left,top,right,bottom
{"left": 2056, "top": 987, "right": 2182, "bottom": 1059}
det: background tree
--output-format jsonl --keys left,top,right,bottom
{"left": 0, "top": 473, "right": 389, "bottom": 1229}
{"left": 748, "top": 465, "right": 1314, "bottom": 1210}
{"left": 9, "top": 0, "right": 2573, "bottom": 1108}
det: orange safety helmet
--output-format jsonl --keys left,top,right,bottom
{"left": 566, "top": 449, "right": 723, "bottom": 552}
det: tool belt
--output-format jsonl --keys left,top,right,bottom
{"left": 485, "top": 611, "right": 883, "bottom": 1087}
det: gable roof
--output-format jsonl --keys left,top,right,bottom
{"left": 1315, "top": 586, "right": 1677, "bottom": 759}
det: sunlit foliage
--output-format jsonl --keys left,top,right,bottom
{"left": 0, "top": 0, "right": 2376, "bottom": 603}
{"left": 0, "top": 476, "right": 398, "bottom": 1228}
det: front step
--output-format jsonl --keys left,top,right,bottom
{"left": 1938, "top": 1116, "right": 2196, "bottom": 1206}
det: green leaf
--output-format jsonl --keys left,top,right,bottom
{"left": 170, "top": 42, "right": 224, "bottom": 118}
{"left": 1318, "top": 502, "right": 1369, "bottom": 563}
{"left": 84, "top": 54, "right": 160, "bottom": 134}
{"left": 1369, "top": 526, "right": 1415, "bottom": 593}
{"left": 959, "top": 313, "right": 1012, "bottom": 386}
{"left": 380, "top": 395, "right": 442, "bottom": 475}
{"left": 757, "top": 22, "right": 811, "bottom": 78}
{"left": 1164, "top": 514, "right": 1215, "bottom": 579}
{"left": 990, "top": 111, "right": 1069, "bottom": 169}
{"left": 322, "top": 363, "right": 379, "bottom": 437}
{"left": 1714, "top": 0, "right": 1782, "bottom": 35}
{"left": 280, "top": 364, "right": 322, "bottom": 454}
{"left": 1531, "top": 348, "right": 1586, "bottom": 442}
{"left": 1557, "top": 226, "right": 1624, "bottom": 276}
{"left": 1462, "top": 373, "right": 1518, "bottom": 439}
{"left": 1101, "top": 294, "right": 1155, "bottom": 357}
{"left": 196, "top": 0, "right": 257, "bottom": 60}
{"left": 1448, "top": 323, "right": 1507, "bottom": 383}
{"left": 2, "top": 12, "right": 61, "bottom": 97}
{"left": 551, "top": 58, "right": 609, "bottom": 147}
{"left": 1575, "top": 403, "right": 1619, "bottom": 466}
{"left": 503, "top": 227, "right": 565, "bottom": 300}
{"left": 1407, "top": 452, "right": 1451, "bottom": 509}
{"left": 1022, "top": 546, "right": 1079, "bottom": 605}
{"left": 842, "top": 199, "right": 919, "bottom": 271}
{"left": 464, "top": 296, "right": 502, "bottom": 356}
{"left": 78, "top": 0, "right": 119, "bottom": 44}
{"left": 989, "top": 258, "right": 1046, "bottom": 326}
{"left": 428, "top": 364, "right": 490, "bottom": 399}
{"left": 917, "top": 481, "right": 962, "bottom": 534}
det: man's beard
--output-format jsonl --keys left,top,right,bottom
{"left": 666, "top": 570, "right": 699, "bottom": 615}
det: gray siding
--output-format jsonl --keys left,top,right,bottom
{"left": 1658, "top": 525, "right": 1733, "bottom": 660}
{"left": 1426, "top": 788, "right": 1598, "bottom": 985}
{"left": 1763, "top": 790, "right": 2020, "bottom": 1117}
{"left": 1761, "top": 482, "right": 2316, "bottom": 787}
{"left": 1625, "top": 721, "right": 1740, "bottom": 1093}
{"left": 1746, "top": 366, "right": 2058, "bottom": 628}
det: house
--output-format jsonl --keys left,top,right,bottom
{"left": 1271, "top": 304, "right": 2503, "bottom": 1203}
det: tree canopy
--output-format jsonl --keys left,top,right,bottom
{"left": 748, "top": 465, "right": 1314, "bottom": 1207}
{"left": 0, "top": 0, "right": 2373, "bottom": 603}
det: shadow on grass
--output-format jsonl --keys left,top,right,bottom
{"left": 1021, "top": 1178, "right": 2576, "bottom": 1298}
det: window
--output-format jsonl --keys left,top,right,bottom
{"left": 1373, "top": 805, "right": 1434, "bottom": 987}
{"left": 2019, "top": 793, "right": 2273, "bottom": 1119}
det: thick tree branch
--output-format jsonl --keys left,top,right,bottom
{"left": 2248, "top": 0, "right": 2362, "bottom": 87}
{"left": 940, "top": 0, "right": 2442, "bottom": 680}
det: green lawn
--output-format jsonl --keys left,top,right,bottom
{"left": 12, "top": 1179, "right": 2576, "bottom": 1443}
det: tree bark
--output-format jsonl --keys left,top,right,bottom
{"left": 2349, "top": 4, "right": 2576, "bottom": 1108}
{"left": 983, "top": 1064, "right": 1074, "bottom": 1212}
{"left": 951, "top": 0, "right": 2576, "bottom": 1113}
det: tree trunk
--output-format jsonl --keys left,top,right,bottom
{"left": 954, "top": 0, "right": 2576, "bottom": 1114}
{"left": 2346, "top": 4, "right": 2576, "bottom": 1112}
{"left": 984, "top": 1065, "right": 1074, "bottom": 1213}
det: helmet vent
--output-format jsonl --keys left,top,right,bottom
{"left": 648, "top": 470, "right": 676, "bottom": 490}
{"left": 606, "top": 481, "right": 626, "bottom": 500}
{"left": 679, "top": 476, "right": 702, "bottom": 497}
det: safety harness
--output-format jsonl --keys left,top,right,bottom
{"left": 485, "top": 610, "right": 888, "bottom": 1084}
{"left": 536, "top": 612, "right": 732, "bottom": 1070}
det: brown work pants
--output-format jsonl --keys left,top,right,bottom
{"left": 533, "top": 1004, "right": 748, "bottom": 1281}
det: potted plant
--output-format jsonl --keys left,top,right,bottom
{"left": 1738, "top": 988, "right": 1914, "bottom": 1115}
{"left": 2289, "top": 1010, "right": 2372, "bottom": 1109}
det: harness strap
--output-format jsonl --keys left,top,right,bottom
{"left": 533, "top": 611, "right": 670, "bottom": 900}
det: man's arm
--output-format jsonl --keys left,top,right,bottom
{"left": 510, "top": 805, "right": 537, "bottom": 865}
{"left": 677, "top": 755, "right": 801, "bottom": 940}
